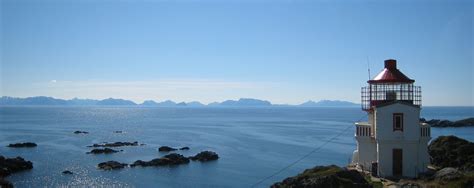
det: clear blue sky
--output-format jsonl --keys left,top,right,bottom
{"left": 1, "top": 0, "right": 472, "bottom": 105}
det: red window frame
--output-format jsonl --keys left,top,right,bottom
{"left": 393, "top": 113, "right": 404, "bottom": 131}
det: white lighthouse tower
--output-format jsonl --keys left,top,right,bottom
{"left": 352, "top": 59, "right": 431, "bottom": 178}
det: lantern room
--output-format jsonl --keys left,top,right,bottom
{"left": 361, "top": 59, "right": 421, "bottom": 111}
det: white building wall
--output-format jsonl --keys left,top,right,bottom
{"left": 368, "top": 112, "right": 375, "bottom": 136}
{"left": 355, "top": 137, "right": 377, "bottom": 171}
{"left": 373, "top": 103, "right": 429, "bottom": 178}
{"left": 377, "top": 141, "right": 420, "bottom": 177}
{"left": 352, "top": 102, "right": 431, "bottom": 178}
{"left": 375, "top": 103, "right": 420, "bottom": 141}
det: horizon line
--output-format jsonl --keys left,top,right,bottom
{"left": 1, "top": 95, "right": 474, "bottom": 107}
{"left": 0, "top": 95, "right": 360, "bottom": 106}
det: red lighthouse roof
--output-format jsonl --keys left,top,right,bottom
{"left": 368, "top": 59, "right": 414, "bottom": 84}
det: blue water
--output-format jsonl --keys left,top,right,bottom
{"left": 0, "top": 106, "right": 472, "bottom": 187}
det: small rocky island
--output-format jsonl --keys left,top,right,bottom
{"left": 131, "top": 151, "right": 219, "bottom": 167}
{"left": 88, "top": 141, "right": 141, "bottom": 147}
{"left": 421, "top": 117, "right": 474, "bottom": 127}
{"left": 62, "top": 170, "right": 73, "bottom": 175}
{"left": 73, "top": 131, "right": 89, "bottom": 134}
{"left": 7, "top": 142, "right": 37, "bottom": 148}
{"left": 87, "top": 148, "right": 121, "bottom": 154}
{"left": 96, "top": 150, "right": 219, "bottom": 170}
{"left": 0, "top": 156, "right": 34, "bottom": 187}
{"left": 158, "top": 146, "right": 190, "bottom": 152}
{"left": 131, "top": 153, "right": 190, "bottom": 167}
{"left": 97, "top": 150, "right": 220, "bottom": 170}
{"left": 189, "top": 151, "right": 219, "bottom": 162}
{"left": 158, "top": 146, "right": 178, "bottom": 152}
{"left": 98, "top": 161, "right": 128, "bottom": 170}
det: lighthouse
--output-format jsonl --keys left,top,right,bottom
{"left": 352, "top": 59, "right": 431, "bottom": 178}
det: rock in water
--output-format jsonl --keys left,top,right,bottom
{"left": 88, "top": 141, "right": 139, "bottom": 147}
{"left": 158, "top": 146, "right": 177, "bottom": 152}
{"left": 62, "top": 170, "right": 73, "bottom": 175}
{"left": 131, "top": 153, "right": 190, "bottom": 167}
{"left": 97, "top": 161, "right": 127, "bottom": 170}
{"left": 73, "top": 131, "right": 89, "bottom": 134}
{"left": 454, "top": 118, "right": 474, "bottom": 127}
{"left": 189, "top": 151, "right": 219, "bottom": 162}
{"left": 179, "top": 147, "right": 190, "bottom": 150}
{"left": 428, "top": 136, "right": 474, "bottom": 171}
{"left": 87, "top": 148, "right": 120, "bottom": 154}
{"left": 271, "top": 165, "right": 372, "bottom": 188}
{"left": 7, "top": 142, "right": 37, "bottom": 148}
{"left": 422, "top": 118, "right": 474, "bottom": 127}
{"left": 0, "top": 156, "right": 33, "bottom": 177}
{"left": 159, "top": 153, "right": 190, "bottom": 165}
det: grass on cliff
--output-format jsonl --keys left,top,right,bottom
{"left": 393, "top": 171, "right": 474, "bottom": 188}
{"left": 363, "top": 175, "right": 383, "bottom": 188}
{"left": 298, "top": 165, "right": 383, "bottom": 187}
{"left": 298, "top": 165, "right": 342, "bottom": 178}
{"left": 438, "top": 172, "right": 474, "bottom": 188}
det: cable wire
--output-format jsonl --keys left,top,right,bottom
{"left": 251, "top": 114, "right": 368, "bottom": 187}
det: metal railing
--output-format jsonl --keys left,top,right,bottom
{"left": 361, "top": 84, "right": 421, "bottom": 111}
{"left": 355, "top": 122, "right": 372, "bottom": 137}
{"left": 420, "top": 123, "right": 430, "bottom": 137}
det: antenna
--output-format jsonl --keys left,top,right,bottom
{"left": 366, "top": 56, "right": 371, "bottom": 80}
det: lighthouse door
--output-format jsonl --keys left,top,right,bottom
{"left": 393, "top": 149, "right": 403, "bottom": 177}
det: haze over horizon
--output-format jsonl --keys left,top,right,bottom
{"left": 1, "top": 0, "right": 472, "bottom": 106}
{"left": 1, "top": 95, "right": 364, "bottom": 106}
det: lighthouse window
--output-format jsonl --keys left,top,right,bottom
{"left": 393, "top": 113, "right": 403, "bottom": 131}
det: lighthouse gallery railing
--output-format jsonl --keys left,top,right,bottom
{"left": 361, "top": 84, "right": 421, "bottom": 111}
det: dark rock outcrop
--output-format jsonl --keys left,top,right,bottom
{"left": 131, "top": 153, "right": 190, "bottom": 167}
{"left": 62, "top": 170, "right": 73, "bottom": 175}
{"left": 271, "top": 165, "right": 372, "bottom": 188}
{"left": 0, "top": 179, "right": 13, "bottom": 188}
{"left": 88, "top": 141, "right": 139, "bottom": 147}
{"left": 189, "top": 151, "right": 219, "bottom": 162}
{"left": 74, "top": 131, "right": 89, "bottom": 134}
{"left": 428, "top": 135, "right": 474, "bottom": 171}
{"left": 179, "top": 147, "right": 190, "bottom": 150}
{"left": 421, "top": 118, "right": 474, "bottom": 127}
{"left": 158, "top": 146, "right": 177, "bottom": 152}
{"left": 0, "top": 156, "right": 33, "bottom": 177}
{"left": 7, "top": 142, "right": 37, "bottom": 148}
{"left": 97, "top": 161, "right": 127, "bottom": 170}
{"left": 87, "top": 148, "right": 121, "bottom": 154}
{"left": 434, "top": 167, "right": 464, "bottom": 181}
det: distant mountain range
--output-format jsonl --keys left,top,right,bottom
{"left": 299, "top": 100, "right": 359, "bottom": 107}
{"left": 218, "top": 98, "right": 272, "bottom": 106}
{"left": 0, "top": 96, "right": 359, "bottom": 107}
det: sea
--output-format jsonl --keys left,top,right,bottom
{"left": 0, "top": 106, "right": 473, "bottom": 187}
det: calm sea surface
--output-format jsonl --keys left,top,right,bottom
{"left": 0, "top": 106, "right": 473, "bottom": 187}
